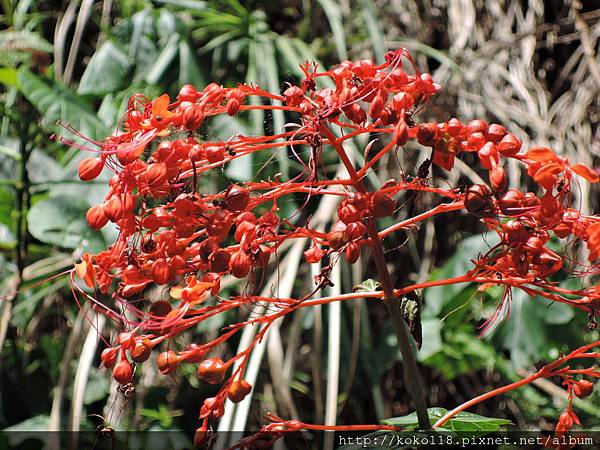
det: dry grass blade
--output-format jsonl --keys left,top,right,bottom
{"left": 68, "top": 314, "right": 106, "bottom": 449}
{"left": 323, "top": 261, "right": 341, "bottom": 450}
{"left": 63, "top": 0, "right": 94, "bottom": 85}
{"left": 48, "top": 310, "right": 87, "bottom": 450}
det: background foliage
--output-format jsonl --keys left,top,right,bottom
{"left": 0, "top": 1, "right": 599, "bottom": 448}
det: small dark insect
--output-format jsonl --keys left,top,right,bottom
{"left": 404, "top": 94, "right": 425, "bottom": 128}
{"left": 351, "top": 74, "right": 364, "bottom": 87}
{"left": 225, "top": 143, "right": 236, "bottom": 156}
{"left": 416, "top": 158, "right": 432, "bottom": 180}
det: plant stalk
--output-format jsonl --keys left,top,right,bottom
{"left": 320, "top": 125, "right": 431, "bottom": 430}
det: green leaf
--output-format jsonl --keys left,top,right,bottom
{"left": 424, "top": 326, "right": 496, "bottom": 379}
{"left": 1, "top": 415, "right": 51, "bottom": 446}
{"left": 490, "top": 289, "right": 574, "bottom": 369}
{"left": 315, "top": 0, "right": 348, "bottom": 60}
{"left": 17, "top": 68, "right": 108, "bottom": 141}
{"left": 353, "top": 278, "right": 382, "bottom": 292}
{"left": 78, "top": 41, "right": 131, "bottom": 95}
{"left": 418, "top": 318, "right": 442, "bottom": 360}
{"left": 0, "top": 30, "right": 52, "bottom": 67}
{"left": 27, "top": 194, "right": 105, "bottom": 252}
{"left": 157, "top": 0, "right": 207, "bottom": 11}
{"left": 358, "top": 0, "right": 386, "bottom": 63}
{"left": 0, "top": 67, "right": 18, "bottom": 86}
{"left": 145, "top": 33, "right": 180, "bottom": 85}
{"left": 178, "top": 40, "right": 206, "bottom": 87}
{"left": 27, "top": 149, "right": 63, "bottom": 184}
{"left": 382, "top": 408, "right": 511, "bottom": 433}
{"left": 425, "top": 232, "right": 499, "bottom": 316}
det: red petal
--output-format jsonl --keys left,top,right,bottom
{"left": 571, "top": 164, "right": 600, "bottom": 183}
{"left": 525, "top": 147, "right": 558, "bottom": 163}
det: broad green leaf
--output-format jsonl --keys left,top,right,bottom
{"left": 145, "top": 34, "right": 180, "bottom": 85}
{"left": 12, "top": 277, "right": 69, "bottom": 329}
{"left": 1, "top": 415, "right": 51, "bottom": 446}
{"left": 17, "top": 68, "right": 108, "bottom": 141}
{"left": 491, "top": 289, "right": 576, "bottom": 369}
{"left": 424, "top": 326, "right": 496, "bottom": 379}
{"left": 418, "top": 318, "right": 443, "bottom": 360}
{"left": 27, "top": 194, "right": 105, "bottom": 252}
{"left": 178, "top": 40, "right": 206, "bottom": 87}
{"left": 425, "top": 232, "right": 499, "bottom": 316}
{"left": 27, "top": 149, "right": 63, "bottom": 183}
{"left": 382, "top": 408, "right": 511, "bottom": 433}
{"left": 0, "top": 67, "right": 18, "bottom": 86}
{"left": 0, "top": 30, "right": 52, "bottom": 67}
{"left": 78, "top": 41, "right": 131, "bottom": 95}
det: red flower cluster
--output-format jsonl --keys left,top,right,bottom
{"left": 62, "top": 48, "right": 600, "bottom": 444}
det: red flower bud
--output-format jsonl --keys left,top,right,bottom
{"left": 338, "top": 203, "right": 361, "bottom": 224}
{"left": 183, "top": 105, "right": 204, "bottom": 130}
{"left": 466, "top": 132, "right": 486, "bottom": 151}
{"left": 447, "top": 118, "right": 462, "bottom": 136}
{"left": 103, "top": 196, "right": 124, "bottom": 222}
{"left": 226, "top": 89, "right": 243, "bottom": 116}
{"left": 146, "top": 162, "right": 168, "bottom": 186}
{"left": 101, "top": 347, "right": 119, "bottom": 369}
{"left": 497, "top": 134, "right": 521, "bottom": 156}
{"left": 394, "top": 120, "right": 409, "bottom": 146}
{"left": 234, "top": 221, "right": 256, "bottom": 242}
{"left": 344, "top": 222, "right": 366, "bottom": 240}
{"left": 227, "top": 379, "right": 252, "bottom": 403}
{"left": 344, "top": 242, "right": 360, "bottom": 264}
{"left": 206, "top": 146, "right": 225, "bottom": 163}
{"left": 486, "top": 124, "right": 507, "bottom": 143}
{"left": 157, "top": 350, "right": 179, "bottom": 374}
{"left": 283, "top": 85, "right": 304, "bottom": 106}
{"left": 229, "top": 250, "right": 251, "bottom": 278}
{"left": 131, "top": 339, "right": 153, "bottom": 363}
{"left": 464, "top": 184, "right": 495, "bottom": 218}
{"left": 466, "top": 119, "right": 489, "bottom": 135}
{"left": 112, "top": 358, "right": 133, "bottom": 384}
{"left": 477, "top": 142, "right": 499, "bottom": 170}
{"left": 417, "top": 123, "right": 438, "bottom": 146}
{"left": 489, "top": 166, "right": 507, "bottom": 193}
{"left": 206, "top": 210, "right": 233, "bottom": 237}
{"left": 86, "top": 205, "right": 108, "bottom": 230}
{"left": 369, "top": 93, "right": 385, "bottom": 118}
{"left": 224, "top": 185, "right": 250, "bottom": 211}
{"left": 78, "top": 157, "right": 104, "bottom": 181}
{"left": 151, "top": 258, "right": 171, "bottom": 285}
{"left": 197, "top": 357, "right": 226, "bottom": 384}
{"left": 177, "top": 84, "right": 200, "bottom": 102}
{"left": 573, "top": 380, "right": 594, "bottom": 399}
{"left": 391, "top": 92, "right": 414, "bottom": 112}
{"left": 200, "top": 396, "right": 224, "bottom": 419}
{"left": 344, "top": 103, "right": 366, "bottom": 124}
{"left": 209, "top": 249, "right": 231, "bottom": 273}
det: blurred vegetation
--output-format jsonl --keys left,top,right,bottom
{"left": 0, "top": 1, "right": 599, "bottom": 449}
